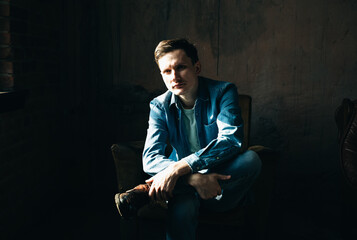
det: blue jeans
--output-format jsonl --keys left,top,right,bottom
{"left": 166, "top": 150, "right": 262, "bottom": 240}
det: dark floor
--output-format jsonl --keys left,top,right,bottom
{"left": 9, "top": 193, "right": 244, "bottom": 240}
{"left": 7, "top": 190, "right": 119, "bottom": 240}
{"left": 9, "top": 171, "right": 357, "bottom": 240}
{"left": 266, "top": 171, "right": 357, "bottom": 240}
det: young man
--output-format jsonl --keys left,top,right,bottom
{"left": 116, "top": 39, "right": 261, "bottom": 240}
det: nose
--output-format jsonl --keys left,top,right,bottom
{"left": 171, "top": 70, "right": 180, "bottom": 82}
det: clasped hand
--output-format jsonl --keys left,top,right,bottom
{"left": 187, "top": 173, "right": 231, "bottom": 200}
{"left": 146, "top": 159, "right": 231, "bottom": 201}
{"left": 145, "top": 165, "right": 178, "bottom": 201}
{"left": 145, "top": 160, "right": 191, "bottom": 201}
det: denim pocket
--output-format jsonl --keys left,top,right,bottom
{"left": 204, "top": 121, "right": 218, "bottom": 141}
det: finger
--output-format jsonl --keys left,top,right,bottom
{"left": 145, "top": 178, "right": 153, "bottom": 183}
{"left": 216, "top": 174, "right": 231, "bottom": 180}
{"left": 148, "top": 185, "right": 154, "bottom": 199}
{"left": 162, "top": 192, "right": 168, "bottom": 201}
{"left": 162, "top": 189, "right": 170, "bottom": 201}
{"left": 167, "top": 187, "right": 174, "bottom": 198}
{"left": 156, "top": 190, "right": 163, "bottom": 201}
{"left": 217, "top": 186, "right": 222, "bottom": 195}
{"left": 149, "top": 184, "right": 159, "bottom": 200}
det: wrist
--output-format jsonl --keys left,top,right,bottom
{"left": 186, "top": 173, "right": 202, "bottom": 187}
{"left": 172, "top": 160, "right": 191, "bottom": 177}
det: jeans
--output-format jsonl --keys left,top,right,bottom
{"left": 166, "top": 150, "right": 262, "bottom": 240}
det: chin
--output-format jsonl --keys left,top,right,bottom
{"left": 172, "top": 89, "right": 186, "bottom": 96}
{"left": 170, "top": 87, "right": 181, "bottom": 94}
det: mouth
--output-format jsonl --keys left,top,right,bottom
{"left": 173, "top": 83, "right": 184, "bottom": 89}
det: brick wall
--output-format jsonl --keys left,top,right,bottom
{"left": 0, "top": 1, "right": 94, "bottom": 238}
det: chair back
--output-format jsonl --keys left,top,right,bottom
{"left": 239, "top": 94, "right": 252, "bottom": 152}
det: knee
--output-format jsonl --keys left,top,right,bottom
{"left": 243, "top": 150, "right": 262, "bottom": 176}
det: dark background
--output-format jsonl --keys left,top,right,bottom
{"left": 0, "top": 0, "right": 356, "bottom": 239}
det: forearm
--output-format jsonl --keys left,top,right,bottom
{"left": 184, "top": 172, "right": 202, "bottom": 188}
{"left": 143, "top": 153, "right": 177, "bottom": 176}
{"left": 171, "top": 160, "right": 192, "bottom": 177}
{"left": 183, "top": 137, "right": 241, "bottom": 173}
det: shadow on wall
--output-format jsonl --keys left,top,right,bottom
{"left": 105, "top": 83, "right": 163, "bottom": 142}
{"left": 219, "top": 0, "right": 273, "bottom": 57}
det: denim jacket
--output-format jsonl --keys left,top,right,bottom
{"left": 143, "top": 77, "right": 244, "bottom": 176}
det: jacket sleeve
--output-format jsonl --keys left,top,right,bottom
{"left": 142, "top": 100, "right": 176, "bottom": 176}
{"left": 182, "top": 84, "right": 244, "bottom": 173}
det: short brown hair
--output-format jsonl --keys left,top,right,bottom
{"left": 154, "top": 38, "right": 199, "bottom": 65}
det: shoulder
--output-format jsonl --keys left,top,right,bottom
{"left": 199, "top": 77, "right": 237, "bottom": 97}
{"left": 150, "top": 90, "right": 172, "bottom": 109}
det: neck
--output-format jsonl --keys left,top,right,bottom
{"left": 179, "top": 95, "right": 196, "bottom": 109}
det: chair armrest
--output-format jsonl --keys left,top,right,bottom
{"left": 111, "top": 141, "right": 146, "bottom": 193}
{"left": 248, "top": 145, "right": 273, "bottom": 153}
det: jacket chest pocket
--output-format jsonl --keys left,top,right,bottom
{"left": 204, "top": 121, "right": 218, "bottom": 142}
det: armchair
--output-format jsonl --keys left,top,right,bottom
{"left": 112, "top": 94, "right": 276, "bottom": 239}
{"left": 335, "top": 98, "right": 357, "bottom": 239}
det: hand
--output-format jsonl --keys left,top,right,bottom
{"left": 186, "top": 173, "right": 231, "bottom": 200}
{"left": 145, "top": 167, "right": 178, "bottom": 201}
{"left": 145, "top": 160, "right": 191, "bottom": 201}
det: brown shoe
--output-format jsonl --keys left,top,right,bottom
{"left": 114, "top": 184, "right": 151, "bottom": 219}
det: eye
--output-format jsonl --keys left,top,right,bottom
{"left": 162, "top": 69, "right": 171, "bottom": 75}
{"left": 176, "top": 65, "right": 186, "bottom": 71}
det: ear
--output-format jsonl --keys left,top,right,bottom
{"left": 194, "top": 61, "right": 201, "bottom": 75}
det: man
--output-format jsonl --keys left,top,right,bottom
{"left": 116, "top": 38, "right": 261, "bottom": 240}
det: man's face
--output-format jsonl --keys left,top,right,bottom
{"left": 158, "top": 49, "right": 201, "bottom": 99}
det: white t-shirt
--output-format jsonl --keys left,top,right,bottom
{"left": 182, "top": 107, "right": 201, "bottom": 153}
